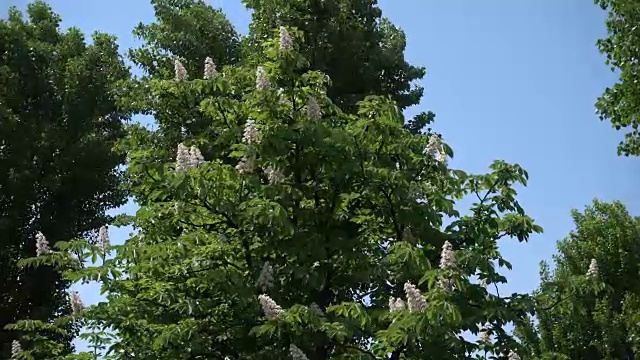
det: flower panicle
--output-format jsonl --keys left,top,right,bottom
{"left": 587, "top": 258, "right": 599, "bottom": 278}
{"left": 98, "top": 225, "right": 110, "bottom": 254}
{"left": 203, "top": 57, "right": 217, "bottom": 79}
{"left": 403, "top": 281, "right": 427, "bottom": 312}
{"left": 176, "top": 143, "right": 206, "bottom": 170}
{"left": 256, "top": 261, "right": 274, "bottom": 291}
{"left": 479, "top": 325, "right": 491, "bottom": 344}
{"left": 279, "top": 26, "right": 293, "bottom": 51}
{"left": 256, "top": 66, "right": 270, "bottom": 90}
{"left": 69, "top": 291, "right": 84, "bottom": 315}
{"left": 11, "top": 340, "right": 21, "bottom": 359}
{"left": 389, "top": 297, "right": 406, "bottom": 312}
{"left": 265, "top": 166, "right": 285, "bottom": 185}
{"left": 258, "top": 294, "right": 283, "bottom": 320}
{"left": 35, "top": 231, "right": 50, "bottom": 256}
{"left": 174, "top": 59, "right": 187, "bottom": 81}
{"left": 424, "top": 134, "right": 447, "bottom": 163}
{"left": 439, "top": 240, "right": 455, "bottom": 269}
{"left": 508, "top": 351, "right": 521, "bottom": 360}
{"left": 242, "top": 119, "right": 260, "bottom": 145}
{"left": 176, "top": 143, "right": 191, "bottom": 170}
{"left": 289, "top": 344, "right": 309, "bottom": 360}
{"left": 235, "top": 156, "right": 255, "bottom": 175}
{"left": 189, "top": 145, "right": 205, "bottom": 167}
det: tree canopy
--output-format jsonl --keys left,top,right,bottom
{"left": 521, "top": 200, "right": 640, "bottom": 360}
{"left": 594, "top": 0, "right": 640, "bottom": 156}
{"left": 0, "top": 1, "right": 130, "bottom": 357}
{"left": 242, "top": 0, "right": 426, "bottom": 114}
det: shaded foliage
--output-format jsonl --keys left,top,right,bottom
{"left": 242, "top": 0, "right": 426, "bottom": 114}
{"left": 126, "top": 0, "right": 434, "bottom": 135}
{"left": 0, "top": 1, "right": 130, "bottom": 357}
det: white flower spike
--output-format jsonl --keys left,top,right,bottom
{"left": 439, "top": 240, "right": 455, "bottom": 269}
{"left": 11, "top": 340, "right": 21, "bottom": 359}
{"left": 587, "top": 258, "right": 599, "bottom": 278}
{"left": 35, "top": 231, "right": 50, "bottom": 256}
{"left": 98, "top": 225, "right": 110, "bottom": 254}
{"left": 279, "top": 26, "right": 293, "bottom": 51}
{"left": 258, "top": 294, "right": 283, "bottom": 320}
{"left": 256, "top": 262, "right": 274, "bottom": 291}
{"left": 242, "top": 119, "right": 260, "bottom": 145}
{"left": 403, "top": 281, "right": 426, "bottom": 312}
{"left": 203, "top": 57, "right": 217, "bottom": 79}
{"left": 256, "top": 66, "right": 270, "bottom": 90}
{"left": 389, "top": 297, "right": 406, "bottom": 312}
{"left": 289, "top": 344, "right": 309, "bottom": 360}
{"left": 69, "top": 291, "right": 84, "bottom": 315}
{"left": 174, "top": 59, "right": 187, "bottom": 81}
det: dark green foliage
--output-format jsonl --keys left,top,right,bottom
{"left": 242, "top": 0, "right": 426, "bottom": 114}
{"left": 128, "top": 0, "right": 241, "bottom": 79}
{"left": 129, "top": 0, "right": 434, "bottom": 133}
{"left": 594, "top": 0, "right": 640, "bottom": 156}
{"left": 0, "top": 1, "right": 130, "bottom": 357}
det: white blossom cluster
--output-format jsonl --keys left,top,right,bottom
{"left": 479, "top": 278, "right": 488, "bottom": 288}
{"left": 587, "top": 258, "right": 599, "bottom": 278}
{"left": 236, "top": 119, "right": 262, "bottom": 175}
{"left": 189, "top": 146, "right": 205, "bottom": 167}
{"left": 176, "top": 143, "right": 191, "bottom": 171}
{"left": 309, "top": 303, "right": 324, "bottom": 316}
{"left": 279, "top": 26, "right": 293, "bottom": 51}
{"left": 35, "top": 231, "right": 50, "bottom": 256}
{"left": 11, "top": 340, "right": 21, "bottom": 359}
{"left": 203, "top": 57, "right": 217, "bottom": 79}
{"left": 175, "top": 143, "right": 205, "bottom": 171}
{"left": 256, "top": 66, "right": 270, "bottom": 91}
{"left": 69, "top": 291, "right": 83, "bottom": 315}
{"left": 174, "top": 59, "right": 187, "bottom": 81}
{"left": 439, "top": 240, "right": 455, "bottom": 269}
{"left": 242, "top": 119, "right": 260, "bottom": 145}
{"left": 98, "top": 225, "right": 110, "bottom": 254}
{"left": 256, "top": 261, "right": 274, "bottom": 291}
{"left": 508, "top": 350, "right": 521, "bottom": 360}
{"left": 479, "top": 325, "right": 490, "bottom": 344}
{"left": 388, "top": 297, "right": 406, "bottom": 312}
{"left": 235, "top": 156, "right": 255, "bottom": 175}
{"left": 403, "top": 281, "right": 427, "bottom": 312}
{"left": 424, "top": 134, "right": 447, "bottom": 163}
{"left": 437, "top": 278, "right": 455, "bottom": 291}
{"left": 265, "top": 166, "right": 285, "bottom": 185}
{"left": 289, "top": 344, "right": 309, "bottom": 360}
{"left": 258, "top": 294, "right": 283, "bottom": 320}
{"left": 306, "top": 96, "right": 322, "bottom": 121}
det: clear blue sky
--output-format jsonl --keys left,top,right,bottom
{"left": 4, "top": 0, "right": 639, "bottom": 350}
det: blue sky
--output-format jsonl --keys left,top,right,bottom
{"left": 4, "top": 0, "right": 640, "bottom": 352}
